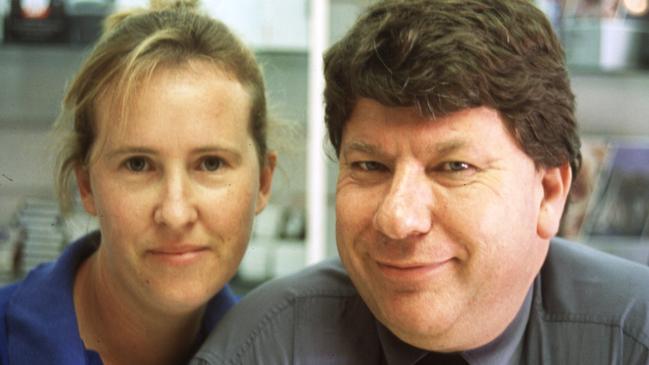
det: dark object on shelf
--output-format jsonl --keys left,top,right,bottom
{"left": 66, "top": 0, "right": 113, "bottom": 44}
{"left": 3, "top": 0, "right": 68, "bottom": 43}
{"left": 3, "top": 0, "right": 111, "bottom": 44}
{"left": 67, "top": 14, "right": 103, "bottom": 44}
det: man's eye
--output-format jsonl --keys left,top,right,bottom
{"left": 444, "top": 161, "right": 471, "bottom": 172}
{"left": 200, "top": 157, "right": 223, "bottom": 171}
{"left": 353, "top": 161, "right": 386, "bottom": 172}
{"left": 125, "top": 157, "right": 149, "bottom": 172}
{"left": 436, "top": 161, "right": 480, "bottom": 179}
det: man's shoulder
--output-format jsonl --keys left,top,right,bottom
{"left": 227, "top": 257, "right": 361, "bottom": 327}
{"left": 193, "top": 258, "right": 380, "bottom": 365}
{"left": 537, "top": 238, "right": 649, "bottom": 349}
{"left": 244, "top": 257, "right": 358, "bottom": 303}
{"left": 543, "top": 238, "right": 649, "bottom": 303}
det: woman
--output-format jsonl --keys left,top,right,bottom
{"left": 0, "top": 1, "right": 275, "bottom": 364}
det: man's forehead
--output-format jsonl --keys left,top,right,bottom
{"left": 338, "top": 138, "right": 482, "bottom": 167}
{"left": 341, "top": 138, "right": 469, "bottom": 156}
{"left": 347, "top": 97, "right": 422, "bottom": 121}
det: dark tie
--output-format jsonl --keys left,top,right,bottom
{"left": 415, "top": 352, "right": 469, "bottom": 365}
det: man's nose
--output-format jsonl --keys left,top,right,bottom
{"left": 154, "top": 172, "right": 198, "bottom": 230}
{"left": 372, "top": 167, "right": 433, "bottom": 240}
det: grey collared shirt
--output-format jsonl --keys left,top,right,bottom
{"left": 192, "top": 238, "right": 649, "bottom": 365}
{"left": 375, "top": 286, "right": 533, "bottom": 365}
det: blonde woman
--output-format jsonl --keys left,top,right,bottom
{"left": 0, "top": 1, "right": 275, "bottom": 364}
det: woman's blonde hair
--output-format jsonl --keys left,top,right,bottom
{"left": 54, "top": 0, "right": 269, "bottom": 213}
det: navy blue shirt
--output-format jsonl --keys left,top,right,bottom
{"left": 0, "top": 231, "right": 237, "bottom": 364}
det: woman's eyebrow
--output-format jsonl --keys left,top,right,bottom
{"left": 192, "top": 146, "right": 243, "bottom": 164}
{"left": 104, "top": 146, "right": 157, "bottom": 159}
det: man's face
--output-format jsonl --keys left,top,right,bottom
{"left": 335, "top": 99, "right": 569, "bottom": 351}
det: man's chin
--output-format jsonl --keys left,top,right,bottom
{"left": 372, "top": 297, "right": 458, "bottom": 343}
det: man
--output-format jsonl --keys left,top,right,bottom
{"left": 191, "top": 0, "right": 649, "bottom": 364}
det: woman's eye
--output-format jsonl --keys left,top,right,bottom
{"left": 125, "top": 157, "right": 149, "bottom": 172}
{"left": 200, "top": 156, "right": 223, "bottom": 171}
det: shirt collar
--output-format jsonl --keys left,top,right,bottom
{"left": 462, "top": 286, "right": 533, "bottom": 365}
{"left": 376, "top": 285, "right": 534, "bottom": 365}
{"left": 376, "top": 320, "right": 424, "bottom": 365}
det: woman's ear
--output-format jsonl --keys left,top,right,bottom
{"left": 537, "top": 163, "right": 572, "bottom": 239}
{"left": 255, "top": 151, "right": 277, "bottom": 214}
{"left": 75, "top": 165, "right": 97, "bottom": 216}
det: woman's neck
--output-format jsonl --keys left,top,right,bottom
{"left": 73, "top": 252, "right": 206, "bottom": 365}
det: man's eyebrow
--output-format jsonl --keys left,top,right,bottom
{"left": 342, "top": 139, "right": 468, "bottom": 157}
{"left": 433, "top": 140, "right": 468, "bottom": 155}
{"left": 342, "top": 141, "right": 378, "bottom": 155}
{"left": 340, "top": 141, "right": 393, "bottom": 162}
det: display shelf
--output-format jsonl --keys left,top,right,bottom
{"left": 562, "top": 139, "right": 649, "bottom": 266}
{"left": 0, "top": 44, "right": 89, "bottom": 130}
{"left": 561, "top": 18, "right": 649, "bottom": 72}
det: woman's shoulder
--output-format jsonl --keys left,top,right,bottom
{"left": 0, "top": 282, "right": 24, "bottom": 364}
{"left": 0, "top": 282, "right": 20, "bottom": 303}
{"left": 0, "top": 241, "right": 95, "bottom": 364}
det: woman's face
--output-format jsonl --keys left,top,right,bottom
{"left": 76, "top": 60, "right": 274, "bottom": 314}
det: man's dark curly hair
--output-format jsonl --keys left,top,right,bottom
{"left": 324, "top": 0, "right": 581, "bottom": 178}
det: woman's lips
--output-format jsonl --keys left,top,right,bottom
{"left": 147, "top": 245, "right": 210, "bottom": 265}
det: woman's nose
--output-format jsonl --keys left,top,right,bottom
{"left": 153, "top": 172, "right": 198, "bottom": 230}
{"left": 372, "top": 167, "right": 433, "bottom": 240}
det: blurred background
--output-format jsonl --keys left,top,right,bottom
{"left": 1, "top": 0, "right": 648, "bottom": 291}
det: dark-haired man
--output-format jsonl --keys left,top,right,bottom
{"left": 192, "top": 1, "right": 649, "bottom": 364}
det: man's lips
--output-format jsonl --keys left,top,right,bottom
{"left": 375, "top": 259, "right": 454, "bottom": 281}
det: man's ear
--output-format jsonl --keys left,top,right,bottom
{"left": 75, "top": 165, "right": 97, "bottom": 216}
{"left": 255, "top": 152, "right": 277, "bottom": 214}
{"left": 537, "top": 163, "right": 572, "bottom": 239}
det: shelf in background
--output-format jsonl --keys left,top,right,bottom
{"left": 0, "top": 44, "right": 90, "bottom": 130}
